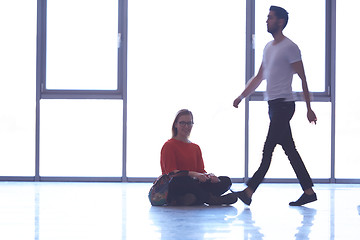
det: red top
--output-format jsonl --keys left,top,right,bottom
{"left": 160, "top": 138, "right": 206, "bottom": 175}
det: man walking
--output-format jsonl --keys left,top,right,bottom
{"left": 233, "top": 6, "right": 317, "bottom": 206}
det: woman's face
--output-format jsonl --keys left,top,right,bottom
{"left": 175, "top": 114, "right": 193, "bottom": 139}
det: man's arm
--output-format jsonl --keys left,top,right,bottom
{"left": 291, "top": 60, "right": 317, "bottom": 124}
{"left": 233, "top": 63, "right": 265, "bottom": 108}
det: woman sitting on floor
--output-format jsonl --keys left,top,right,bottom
{"left": 160, "top": 109, "right": 237, "bottom": 206}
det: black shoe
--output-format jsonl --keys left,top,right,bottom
{"left": 221, "top": 193, "right": 238, "bottom": 205}
{"left": 206, "top": 193, "right": 238, "bottom": 205}
{"left": 289, "top": 193, "right": 317, "bottom": 206}
{"left": 233, "top": 190, "right": 252, "bottom": 206}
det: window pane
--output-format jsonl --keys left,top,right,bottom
{"left": 40, "top": 100, "right": 123, "bottom": 177}
{"left": 46, "top": 0, "right": 118, "bottom": 90}
{"left": 128, "top": 0, "right": 246, "bottom": 178}
{"left": 0, "top": 1, "right": 36, "bottom": 176}
{"left": 249, "top": 102, "right": 331, "bottom": 179}
{"left": 255, "top": 1, "right": 325, "bottom": 92}
{"left": 335, "top": 1, "right": 360, "bottom": 178}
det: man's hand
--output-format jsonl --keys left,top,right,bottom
{"left": 233, "top": 96, "right": 242, "bottom": 108}
{"left": 307, "top": 109, "right": 317, "bottom": 124}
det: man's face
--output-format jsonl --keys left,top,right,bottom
{"left": 266, "top": 11, "right": 282, "bottom": 34}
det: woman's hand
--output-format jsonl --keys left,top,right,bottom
{"left": 189, "top": 172, "right": 209, "bottom": 182}
{"left": 196, "top": 173, "right": 209, "bottom": 182}
{"left": 189, "top": 172, "right": 220, "bottom": 183}
{"left": 207, "top": 173, "right": 220, "bottom": 183}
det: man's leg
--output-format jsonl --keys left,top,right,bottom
{"left": 246, "top": 100, "right": 288, "bottom": 192}
{"left": 278, "top": 103, "right": 317, "bottom": 206}
{"left": 236, "top": 100, "right": 286, "bottom": 205}
{"left": 280, "top": 125, "right": 314, "bottom": 191}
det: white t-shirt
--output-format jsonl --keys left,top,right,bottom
{"left": 262, "top": 37, "right": 301, "bottom": 101}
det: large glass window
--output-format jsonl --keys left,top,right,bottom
{"left": 247, "top": 1, "right": 329, "bottom": 180}
{"left": 0, "top": 1, "right": 36, "bottom": 176}
{"left": 40, "top": 100, "right": 123, "bottom": 177}
{"left": 2, "top": 0, "right": 357, "bottom": 182}
{"left": 127, "top": 0, "right": 246, "bottom": 178}
{"left": 38, "top": 0, "right": 124, "bottom": 179}
{"left": 255, "top": 0, "right": 325, "bottom": 92}
{"left": 46, "top": 0, "right": 118, "bottom": 90}
{"left": 335, "top": 1, "right": 360, "bottom": 178}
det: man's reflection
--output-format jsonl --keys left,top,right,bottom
{"left": 292, "top": 206, "right": 317, "bottom": 240}
{"left": 237, "top": 208, "right": 264, "bottom": 240}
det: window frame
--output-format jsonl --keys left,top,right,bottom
{"left": 34, "top": 0, "right": 128, "bottom": 181}
{"left": 37, "top": 0, "right": 126, "bottom": 100}
{"left": 248, "top": 1, "right": 332, "bottom": 103}
{"left": 243, "top": 0, "right": 337, "bottom": 183}
{"left": 2, "top": 0, "right": 360, "bottom": 183}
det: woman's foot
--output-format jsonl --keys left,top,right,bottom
{"left": 206, "top": 193, "right": 238, "bottom": 205}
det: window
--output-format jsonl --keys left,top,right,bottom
{"left": 40, "top": 100, "right": 123, "bottom": 177}
{"left": 2, "top": 0, "right": 357, "bottom": 182}
{"left": 246, "top": 1, "right": 331, "bottom": 181}
{"left": 36, "top": 0, "right": 125, "bottom": 179}
{"left": 46, "top": 0, "right": 119, "bottom": 91}
{"left": 127, "top": 0, "right": 246, "bottom": 178}
{"left": 254, "top": 0, "right": 326, "bottom": 93}
{"left": 335, "top": 0, "right": 360, "bottom": 178}
{"left": 0, "top": 1, "right": 36, "bottom": 176}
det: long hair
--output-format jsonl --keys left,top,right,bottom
{"left": 171, "top": 109, "right": 193, "bottom": 138}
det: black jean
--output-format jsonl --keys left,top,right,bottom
{"left": 168, "top": 176, "right": 232, "bottom": 205}
{"left": 247, "top": 98, "right": 313, "bottom": 192}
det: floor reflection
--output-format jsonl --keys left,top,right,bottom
{"left": 2, "top": 183, "right": 360, "bottom": 240}
{"left": 149, "top": 206, "right": 238, "bottom": 240}
{"left": 291, "top": 206, "right": 317, "bottom": 240}
{"left": 149, "top": 206, "right": 267, "bottom": 240}
{"left": 35, "top": 184, "right": 40, "bottom": 240}
{"left": 237, "top": 208, "right": 264, "bottom": 240}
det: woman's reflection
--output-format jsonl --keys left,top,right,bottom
{"left": 149, "top": 206, "right": 238, "bottom": 240}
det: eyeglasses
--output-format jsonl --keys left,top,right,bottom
{"left": 178, "top": 121, "right": 194, "bottom": 127}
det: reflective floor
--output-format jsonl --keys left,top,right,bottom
{"left": 0, "top": 182, "right": 359, "bottom": 240}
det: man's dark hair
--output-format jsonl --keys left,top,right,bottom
{"left": 270, "top": 6, "right": 289, "bottom": 29}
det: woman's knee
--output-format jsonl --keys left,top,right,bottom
{"left": 218, "top": 176, "right": 232, "bottom": 187}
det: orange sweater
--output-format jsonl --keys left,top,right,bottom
{"left": 160, "top": 138, "right": 206, "bottom": 175}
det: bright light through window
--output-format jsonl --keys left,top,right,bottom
{"left": 46, "top": 0, "right": 118, "bottom": 90}
{"left": 0, "top": 0, "right": 36, "bottom": 176}
{"left": 127, "top": 0, "right": 246, "bottom": 178}
{"left": 255, "top": 1, "right": 325, "bottom": 93}
{"left": 336, "top": 0, "right": 360, "bottom": 178}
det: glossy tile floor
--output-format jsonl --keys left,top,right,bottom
{"left": 0, "top": 182, "right": 359, "bottom": 240}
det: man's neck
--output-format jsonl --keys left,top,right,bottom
{"left": 272, "top": 31, "right": 285, "bottom": 44}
